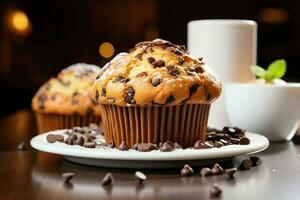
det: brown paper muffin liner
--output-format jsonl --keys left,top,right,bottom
{"left": 100, "top": 104, "right": 210, "bottom": 148}
{"left": 35, "top": 113, "right": 101, "bottom": 133}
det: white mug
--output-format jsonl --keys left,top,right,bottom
{"left": 187, "top": 19, "right": 257, "bottom": 128}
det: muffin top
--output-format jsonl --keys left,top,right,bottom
{"left": 92, "top": 39, "right": 222, "bottom": 107}
{"left": 32, "top": 63, "right": 102, "bottom": 116}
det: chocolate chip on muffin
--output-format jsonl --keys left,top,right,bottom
{"left": 135, "top": 53, "right": 143, "bottom": 60}
{"left": 151, "top": 77, "right": 162, "bottom": 87}
{"left": 194, "top": 65, "right": 204, "bottom": 73}
{"left": 136, "top": 72, "right": 148, "bottom": 78}
{"left": 38, "top": 92, "right": 48, "bottom": 109}
{"left": 153, "top": 60, "right": 165, "bottom": 68}
{"left": 185, "top": 67, "right": 197, "bottom": 76}
{"left": 107, "top": 97, "right": 116, "bottom": 103}
{"left": 167, "top": 65, "right": 180, "bottom": 76}
{"left": 95, "top": 90, "right": 99, "bottom": 102}
{"left": 166, "top": 95, "right": 175, "bottom": 104}
{"left": 147, "top": 57, "right": 156, "bottom": 64}
{"left": 166, "top": 46, "right": 182, "bottom": 55}
{"left": 125, "top": 87, "right": 136, "bottom": 104}
{"left": 101, "top": 87, "right": 106, "bottom": 97}
{"left": 113, "top": 75, "right": 129, "bottom": 83}
{"left": 189, "top": 84, "right": 200, "bottom": 95}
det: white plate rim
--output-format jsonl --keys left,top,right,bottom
{"left": 30, "top": 131, "right": 269, "bottom": 161}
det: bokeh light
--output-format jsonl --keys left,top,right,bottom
{"left": 12, "top": 11, "right": 29, "bottom": 31}
{"left": 99, "top": 42, "right": 115, "bottom": 58}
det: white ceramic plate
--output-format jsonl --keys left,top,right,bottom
{"left": 30, "top": 130, "right": 269, "bottom": 168}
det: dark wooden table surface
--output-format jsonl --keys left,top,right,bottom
{"left": 1, "top": 110, "right": 300, "bottom": 200}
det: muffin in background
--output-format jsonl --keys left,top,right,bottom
{"left": 32, "top": 63, "right": 102, "bottom": 133}
{"left": 92, "top": 39, "right": 222, "bottom": 148}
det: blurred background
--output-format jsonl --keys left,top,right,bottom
{"left": 0, "top": 0, "right": 300, "bottom": 143}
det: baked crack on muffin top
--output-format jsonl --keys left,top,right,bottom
{"left": 92, "top": 39, "right": 222, "bottom": 106}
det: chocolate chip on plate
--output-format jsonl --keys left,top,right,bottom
{"left": 174, "top": 142, "right": 182, "bottom": 149}
{"left": 137, "top": 143, "right": 157, "bottom": 152}
{"left": 118, "top": 141, "right": 129, "bottom": 151}
{"left": 250, "top": 156, "right": 261, "bottom": 166}
{"left": 135, "top": 171, "right": 147, "bottom": 183}
{"left": 62, "top": 172, "right": 75, "bottom": 183}
{"left": 225, "top": 168, "right": 237, "bottom": 178}
{"left": 74, "top": 135, "right": 84, "bottom": 146}
{"left": 194, "top": 140, "right": 205, "bottom": 149}
{"left": 200, "top": 167, "right": 213, "bottom": 177}
{"left": 210, "top": 185, "right": 222, "bottom": 197}
{"left": 83, "top": 141, "right": 96, "bottom": 148}
{"left": 46, "top": 134, "right": 64, "bottom": 143}
{"left": 211, "top": 163, "right": 224, "bottom": 175}
{"left": 101, "top": 173, "right": 114, "bottom": 186}
{"left": 160, "top": 142, "right": 173, "bottom": 152}
{"left": 180, "top": 164, "right": 194, "bottom": 177}
{"left": 239, "top": 159, "right": 253, "bottom": 170}
{"left": 240, "top": 137, "right": 250, "bottom": 145}
{"left": 204, "top": 142, "right": 214, "bottom": 149}
{"left": 230, "top": 138, "right": 241, "bottom": 144}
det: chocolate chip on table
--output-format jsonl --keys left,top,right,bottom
{"left": 211, "top": 163, "right": 224, "bottom": 175}
{"left": 189, "top": 84, "right": 200, "bottom": 95}
{"left": 200, "top": 167, "right": 213, "bottom": 176}
{"left": 194, "top": 140, "right": 205, "bottom": 149}
{"left": 101, "top": 173, "right": 114, "bottom": 186}
{"left": 165, "top": 95, "right": 175, "bottom": 104}
{"left": 240, "top": 137, "right": 250, "bottom": 145}
{"left": 125, "top": 87, "right": 136, "bottom": 104}
{"left": 151, "top": 77, "right": 162, "bottom": 87}
{"left": 180, "top": 164, "right": 194, "bottom": 177}
{"left": 166, "top": 65, "right": 180, "bottom": 76}
{"left": 225, "top": 168, "right": 237, "bottom": 178}
{"left": 135, "top": 171, "right": 147, "bottom": 183}
{"left": 136, "top": 72, "right": 148, "bottom": 77}
{"left": 160, "top": 142, "right": 173, "bottom": 152}
{"left": 118, "top": 141, "right": 129, "bottom": 151}
{"left": 147, "top": 57, "right": 156, "bottom": 64}
{"left": 210, "top": 185, "right": 222, "bottom": 198}
{"left": 250, "top": 156, "right": 261, "bottom": 166}
{"left": 239, "top": 159, "right": 253, "bottom": 170}
{"left": 83, "top": 141, "right": 96, "bottom": 148}
{"left": 153, "top": 59, "right": 165, "bottom": 68}
{"left": 62, "top": 172, "right": 75, "bottom": 183}
{"left": 17, "top": 142, "right": 27, "bottom": 151}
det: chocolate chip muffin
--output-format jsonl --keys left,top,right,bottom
{"left": 92, "top": 39, "right": 222, "bottom": 147}
{"left": 32, "top": 63, "right": 102, "bottom": 133}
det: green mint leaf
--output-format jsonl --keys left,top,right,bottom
{"left": 267, "top": 59, "right": 286, "bottom": 79}
{"left": 264, "top": 71, "right": 275, "bottom": 81}
{"left": 250, "top": 65, "right": 266, "bottom": 78}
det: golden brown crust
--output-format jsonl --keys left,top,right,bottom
{"left": 92, "top": 39, "right": 222, "bottom": 106}
{"left": 32, "top": 63, "right": 102, "bottom": 116}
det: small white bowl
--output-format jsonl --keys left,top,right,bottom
{"left": 225, "top": 83, "right": 300, "bottom": 142}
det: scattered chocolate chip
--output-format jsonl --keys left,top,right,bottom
{"left": 135, "top": 171, "right": 147, "bottom": 183}
{"left": 220, "top": 139, "right": 229, "bottom": 145}
{"left": 47, "top": 134, "right": 64, "bottom": 143}
{"left": 125, "top": 87, "right": 136, "bottom": 104}
{"left": 166, "top": 65, "right": 179, "bottom": 76}
{"left": 225, "top": 168, "right": 237, "bottom": 178}
{"left": 194, "top": 140, "right": 205, "bottom": 149}
{"left": 250, "top": 156, "right": 261, "bottom": 166}
{"left": 118, "top": 141, "right": 129, "bottom": 151}
{"left": 211, "top": 163, "right": 224, "bottom": 175}
{"left": 240, "top": 137, "right": 250, "bottom": 145}
{"left": 135, "top": 53, "right": 143, "bottom": 60}
{"left": 210, "top": 185, "right": 222, "bottom": 198}
{"left": 147, "top": 57, "right": 156, "bottom": 64}
{"left": 174, "top": 142, "right": 182, "bottom": 149}
{"left": 136, "top": 143, "right": 158, "bottom": 152}
{"left": 153, "top": 60, "right": 165, "bottom": 68}
{"left": 180, "top": 164, "right": 193, "bottom": 176}
{"left": 83, "top": 141, "right": 96, "bottom": 148}
{"left": 62, "top": 172, "right": 74, "bottom": 183}
{"left": 204, "top": 142, "right": 214, "bottom": 149}
{"left": 189, "top": 84, "right": 200, "bottom": 95}
{"left": 17, "top": 142, "right": 27, "bottom": 151}
{"left": 160, "top": 142, "right": 173, "bottom": 152}
{"left": 74, "top": 135, "right": 84, "bottom": 146}
{"left": 151, "top": 77, "right": 162, "bottom": 87}
{"left": 214, "top": 141, "right": 224, "bottom": 148}
{"left": 166, "top": 95, "right": 175, "bottom": 104}
{"left": 101, "top": 87, "right": 106, "bottom": 97}
{"left": 101, "top": 173, "right": 113, "bottom": 186}
{"left": 230, "top": 138, "right": 241, "bottom": 144}
{"left": 200, "top": 167, "right": 213, "bottom": 176}
{"left": 239, "top": 159, "right": 252, "bottom": 170}
{"left": 136, "top": 72, "right": 148, "bottom": 77}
